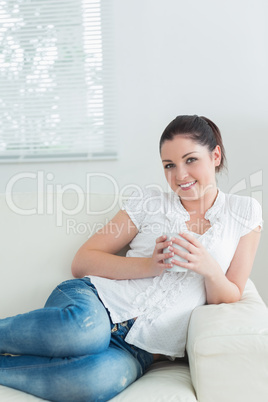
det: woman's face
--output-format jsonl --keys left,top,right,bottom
{"left": 161, "top": 135, "right": 221, "bottom": 200}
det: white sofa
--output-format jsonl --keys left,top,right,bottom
{"left": 1, "top": 191, "right": 268, "bottom": 402}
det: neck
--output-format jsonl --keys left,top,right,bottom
{"left": 180, "top": 185, "right": 218, "bottom": 216}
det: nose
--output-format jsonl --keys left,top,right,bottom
{"left": 175, "top": 165, "right": 188, "bottom": 182}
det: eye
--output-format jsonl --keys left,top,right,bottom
{"left": 186, "top": 157, "right": 197, "bottom": 164}
{"left": 164, "top": 163, "right": 175, "bottom": 169}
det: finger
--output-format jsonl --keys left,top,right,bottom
{"left": 156, "top": 234, "right": 167, "bottom": 243}
{"left": 171, "top": 236, "right": 191, "bottom": 249}
{"left": 157, "top": 251, "right": 174, "bottom": 262}
{"left": 171, "top": 258, "right": 192, "bottom": 270}
{"left": 170, "top": 238, "right": 196, "bottom": 255}
{"left": 179, "top": 232, "right": 201, "bottom": 247}
{"left": 155, "top": 239, "right": 172, "bottom": 251}
{"left": 160, "top": 261, "right": 174, "bottom": 270}
{"left": 172, "top": 247, "right": 193, "bottom": 261}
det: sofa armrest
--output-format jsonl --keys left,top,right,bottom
{"left": 186, "top": 279, "right": 268, "bottom": 402}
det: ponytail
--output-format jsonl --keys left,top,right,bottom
{"left": 200, "top": 116, "right": 227, "bottom": 172}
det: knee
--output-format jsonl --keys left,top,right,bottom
{"left": 45, "top": 281, "right": 112, "bottom": 356}
{"left": 75, "top": 307, "right": 111, "bottom": 355}
{"left": 58, "top": 308, "right": 111, "bottom": 357}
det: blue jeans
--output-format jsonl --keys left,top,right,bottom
{"left": 0, "top": 278, "right": 154, "bottom": 401}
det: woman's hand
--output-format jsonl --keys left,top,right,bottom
{"left": 169, "top": 232, "right": 220, "bottom": 278}
{"left": 149, "top": 235, "right": 175, "bottom": 276}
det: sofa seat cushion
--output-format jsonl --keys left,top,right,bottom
{"left": 112, "top": 360, "right": 197, "bottom": 401}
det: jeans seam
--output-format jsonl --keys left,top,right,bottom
{"left": 55, "top": 286, "right": 74, "bottom": 303}
{"left": 0, "top": 356, "right": 88, "bottom": 371}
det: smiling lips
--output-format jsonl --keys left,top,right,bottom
{"left": 179, "top": 180, "right": 197, "bottom": 190}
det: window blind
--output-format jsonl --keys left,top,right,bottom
{"left": 0, "top": 0, "right": 117, "bottom": 162}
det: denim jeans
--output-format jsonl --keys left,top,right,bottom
{"left": 0, "top": 278, "right": 154, "bottom": 401}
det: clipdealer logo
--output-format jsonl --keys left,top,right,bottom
{"left": 5, "top": 171, "right": 164, "bottom": 229}
{"left": 5, "top": 170, "right": 263, "bottom": 234}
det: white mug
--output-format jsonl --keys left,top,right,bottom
{"left": 163, "top": 233, "right": 189, "bottom": 273}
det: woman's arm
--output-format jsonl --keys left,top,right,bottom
{"left": 168, "top": 227, "right": 261, "bottom": 304}
{"left": 71, "top": 210, "right": 173, "bottom": 280}
{"left": 205, "top": 227, "right": 261, "bottom": 304}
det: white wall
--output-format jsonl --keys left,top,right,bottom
{"left": 1, "top": 0, "right": 267, "bottom": 303}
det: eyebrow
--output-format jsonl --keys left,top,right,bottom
{"left": 162, "top": 151, "right": 199, "bottom": 162}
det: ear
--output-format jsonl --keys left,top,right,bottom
{"left": 213, "top": 145, "right": 221, "bottom": 167}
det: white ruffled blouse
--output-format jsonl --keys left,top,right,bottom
{"left": 89, "top": 188, "right": 263, "bottom": 357}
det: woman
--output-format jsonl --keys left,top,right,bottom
{"left": 0, "top": 115, "right": 262, "bottom": 401}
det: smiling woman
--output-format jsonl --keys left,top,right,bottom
{"left": 160, "top": 115, "right": 225, "bottom": 230}
{"left": 161, "top": 137, "right": 220, "bottom": 198}
{"left": 0, "top": 115, "right": 263, "bottom": 401}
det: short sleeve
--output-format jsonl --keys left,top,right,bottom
{"left": 121, "top": 188, "right": 161, "bottom": 231}
{"left": 240, "top": 197, "right": 263, "bottom": 237}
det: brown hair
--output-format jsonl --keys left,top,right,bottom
{"left": 159, "top": 115, "right": 227, "bottom": 173}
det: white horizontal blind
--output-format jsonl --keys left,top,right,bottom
{"left": 0, "top": 0, "right": 116, "bottom": 162}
